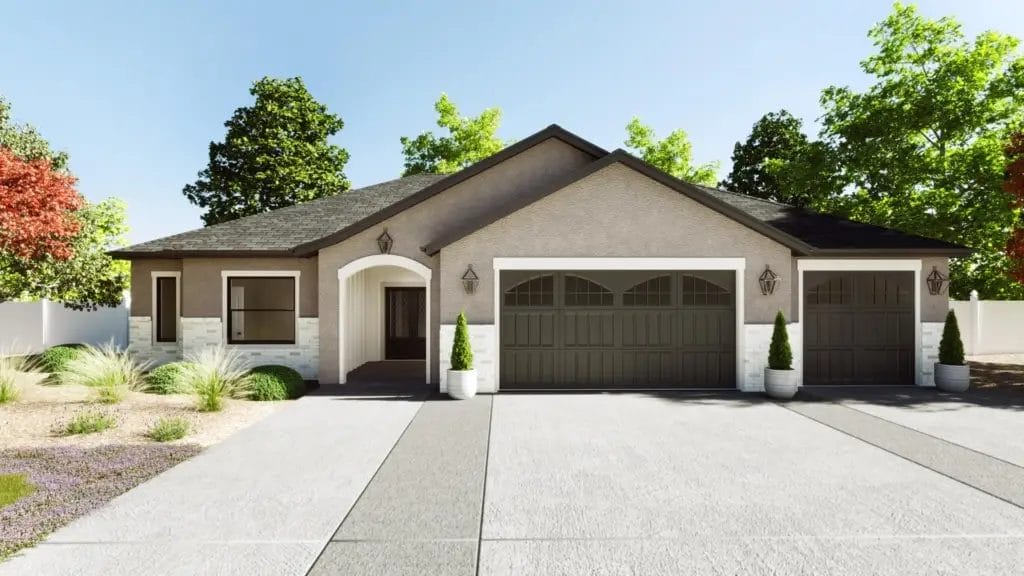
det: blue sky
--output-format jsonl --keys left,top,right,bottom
{"left": 2, "top": 0, "right": 1022, "bottom": 244}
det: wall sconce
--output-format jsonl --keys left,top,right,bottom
{"left": 926, "top": 266, "right": 948, "bottom": 295}
{"left": 461, "top": 265, "right": 479, "bottom": 294}
{"left": 758, "top": 265, "right": 779, "bottom": 296}
{"left": 376, "top": 229, "right": 393, "bottom": 254}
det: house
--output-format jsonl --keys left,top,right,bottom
{"left": 111, "top": 125, "right": 969, "bottom": 392}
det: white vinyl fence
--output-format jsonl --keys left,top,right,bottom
{"left": 950, "top": 291, "right": 1024, "bottom": 356}
{"left": 0, "top": 299, "right": 128, "bottom": 354}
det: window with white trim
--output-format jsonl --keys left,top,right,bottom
{"left": 155, "top": 276, "right": 178, "bottom": 343}
{"left": 227, "top": 277, "right": 296, "bottom": 344}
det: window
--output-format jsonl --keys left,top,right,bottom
{"left": 504, "top": 275, "right": 554, "bottom": 307}
{"left": 227, "top": 277, "right": 296, "bottom": 344}
{"left": 623, "top": 275, "right": 671, "bottom": 307}
{"left": 564, "top": 275, "right": 613, "bottom": 306}
{"left": 680, "top": 275, "right": 732, "bottom": 306}
{"left": 154, "top": 275, "right": 178, "bottom": 343}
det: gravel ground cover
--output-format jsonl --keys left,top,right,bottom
{"left": 0, "top": 445, "right": 200, "bottom": 559}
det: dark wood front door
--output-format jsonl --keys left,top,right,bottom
{"left": 385, "top": 287, "right": 426, "bottom": 360}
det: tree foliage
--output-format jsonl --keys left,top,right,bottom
{"left": 183, "top": 77, "right": 350, "bottom": 226}
{"left": 720, "top": 110, "right": 821, "bottom": 206}
{"left": 624, "top": 118, "right": 719, "bottom": 185}
{"left": 1007, "top": 132, "right": 1024, "bottom": 285}
{"left": 812, "top": 3, "right": 1024, "bottom": 299}
{"left": 450, "top": 311, "right": 474, "bottom": 371}
{"left": 767, "top": 310, "right": 793, "bottom": 370}
{"left": 0, "top": 96, "right": 128, "bottom": 309}
{"left": 938, "top": 309, "right": 965, "bottom": 365}
{"left": 400, "top": 94, "right": 505, "bottom": 176}
{"left": 0, "top": 147, "right": 83, "bottom": 260}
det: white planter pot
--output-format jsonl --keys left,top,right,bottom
{"left": 447, "top": 369, "right": 478, "bottom": 400}
{"left": 764, "top": 368, "right": 799, "bottom": 400}
{"left": 934, "top": 363, "right": 970, "bottom": 393}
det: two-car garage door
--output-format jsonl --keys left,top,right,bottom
{"left": 499, "top": 270, "right": 736, "bottom": 390}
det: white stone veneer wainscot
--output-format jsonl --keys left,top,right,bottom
{"left": 920, "top": 321, "right": 942, "bottom": 387}
{"left": 180, "top": 317, "right": 320, "bottom": 380}
{"left": 128, "top": 316, "right": 180, "bottom": 367}
{"left": 742, "top": 322, "right": 801, "bottom": 392}
{"left": 439, "top": 324, "right": 496, "bottom": 393}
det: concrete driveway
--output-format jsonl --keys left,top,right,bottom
{"left": 5, "top": 388, "right": 1024, "bottom": 575}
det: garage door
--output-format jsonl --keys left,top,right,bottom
{"left": 804, "top": 271, "right": 914, "bottom": 386}
{"left": 499, "top": 270, "right": 735, "bottom": 389}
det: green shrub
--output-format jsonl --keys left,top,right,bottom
{"left": 60, "top": 343, "right": 147, "bottom": 403}
{"left": 60, "top": 411, "right": 116, "bottom": 435}
{"left": 939, "top": 309, "right": 966, "bottom": 366}
{"left": 38, "top": 344, "right": 85, "bottom": 375}
{"left": 0, "top": 375, "right": 18, "bottom": 404}
{"left": 186, "top": 346, "right": 252, "bottom": 412}
{"left": 146, "top": 362, "right": 195, "bottom": 395}
{"left": 145, "top": 417, "right": 190, "bottom": 442}
{"left": 0, "top": 352, "right": 36, "bottom": 404}
{"left": 248, "top": 365, "right": 305, "bottom": 401}
{"left": 768, "top": 310, "right": 793, "bottom": 370}
{"left": 450, "top": 311, "right": 473, "bottom": 371}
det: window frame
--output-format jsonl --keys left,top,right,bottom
{"left": 220, "top": 271, "right": 300, "bottom": 346}
{"left": 151, "top": 272, "right": 180, "bottom": 344}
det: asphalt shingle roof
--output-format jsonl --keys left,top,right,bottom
{"left": 114, "top": 174, "right": 447, "bottom": 256}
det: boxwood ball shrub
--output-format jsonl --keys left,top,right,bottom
{"left": 450, "top": 312, "right": 474, "bottom": 371}
{"left": 939, "top": 309, "right": 966, "bottom": 366}
{"left": 248, "top": 365, "right": 305, "bottom": 401}
{"left": 768, "top": 310, "right": 793, "bottom": 370}
{"left": 38, "top": 344, "right": 85, "bottom": 375}
{"left": 146, "top": 362, "right": 194, "bottom": 395}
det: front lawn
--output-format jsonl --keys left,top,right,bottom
{"left": 0, "top": 473, "right": 35, "bottom": 508}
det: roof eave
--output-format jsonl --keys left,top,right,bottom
{"left": 108, "top": 249, "right": 301, "bottom": 259}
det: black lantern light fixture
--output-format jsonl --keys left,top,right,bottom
{"left": 758, "top": 265, "right": 779, "bottom": 296}
{"left": 461, "top": 265, "right": 479, "bottom": 294}
{"left": 376, "top": 228, "right": 393, "bottom": 254}
{"left": 926, "top": 266, "right": 948, "bottom": 295}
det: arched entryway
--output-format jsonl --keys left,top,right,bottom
{"left": 338, "top": 255, "right": 431, "bottom": 384}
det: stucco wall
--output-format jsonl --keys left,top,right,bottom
{"left": 180, "top": 257, "right": 318, "bottom": 317}
{"left": 920, "top": 256, "right": 949, "bottom": 323}
{"left": 439, "top": 162, "right": 794, "bottom": 325}
{"left": 317, "top": 137, "right": 597, "bottom": 384}
{"left": 129, "top": 259, "right": 181, "bottom": 316}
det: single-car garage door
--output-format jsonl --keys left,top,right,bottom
{"left": 804, "top": 271, "right": 914, "bottom": 386}
{"left": 499, "top": 270, "right": 735, "bottom": 389}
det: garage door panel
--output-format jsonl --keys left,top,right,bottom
{"left": 620, "top": 311, "right": 673, "bottom": 348}
{"left": 501, "top": 350, "right": 557, "bottom": 386}
{"left": 805, "top": 271, "right": 914, "bottom": 386}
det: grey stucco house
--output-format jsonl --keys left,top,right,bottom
{"left": 112, "top": 125, "right": 969, "bottom": 392}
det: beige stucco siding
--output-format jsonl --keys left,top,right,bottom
{"left": 317, "top": 137, "right": 598, "bottom": 384}
{"left": 180, "top": 257, "right": 318, "bottom": 318}
{"left": 440, "top": 162, "right": 794, "bottom": 325}
{"left": 921, "top": 256, "right": 949, "bottom": 322}
{"left": 129, "top": 259, "right": 181, "bottom": 316}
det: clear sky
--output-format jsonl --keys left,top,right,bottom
{"left": 2, "top": 0, "right": 1022, "bottom": 244}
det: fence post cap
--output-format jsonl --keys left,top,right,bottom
{"left": 970, "top": 290, "right": 979, "bottom": 300}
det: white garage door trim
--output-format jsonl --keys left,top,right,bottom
{"left": 796, "top": 259, "right": 923, "bottom": 386}
{"left": 492, "top": 257, "right": 747, "bottom": 391}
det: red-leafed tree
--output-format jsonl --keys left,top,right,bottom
{"left": 1007, "top": 132, "right": 1024, "bottom": 285}
{"left": 0, "top": 146, "right": 83, "bottom": 261}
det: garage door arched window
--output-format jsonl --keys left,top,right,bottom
{"left": 680, "top": 275, "right": 732, "bottom": 306}
{"left": 504, "top": 274, "right": 554, "bottom": 307}
{"left": 623, "top": 275, "right": 671, "bottom": 307}
{"left": 564, "top": 275, "right": 613, "bottom": 307}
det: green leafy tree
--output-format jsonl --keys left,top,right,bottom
{"left": 768, "top": 310, "right": 793, "bottom": 370}
{"left": 720, "top": 110, "right": 820, "bottom": 206}
{"left": 450, "top": 311, "right": 474, "bottom": 371}
{"left": 816, "top": 3, "right": 1024, "bottom": 299}
{"left": 183, "top": 77, "right": 350, "bottom": 226}
{"left": 0, "top": 96, "right": 128, "bottom": 309}
{"left": 401, "top": 94, "right": 505, "bottom": 176}
{"left": 938, "top": 310, "right": 965, "bottom": 365}
{"left": 624, "top": 118, "right": 719, "bottom": 185}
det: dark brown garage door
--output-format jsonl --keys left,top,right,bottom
{"left": 804, "top": 271, "right": 914, "bottom": 386}
{"left": 499, "top": 270, "right": 735, "bottom": 389}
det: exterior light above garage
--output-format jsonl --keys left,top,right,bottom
{"left": 462, "top": 265, "right": 479, "bottom": 294}
{"left": 376, "top": 229, "right": 393, "bottom": 254}
{"left": 758, "top": 265, "right": 779, "bottom": 296}
{"left": 926, "top": 266, "right": 948, "bottom": 295}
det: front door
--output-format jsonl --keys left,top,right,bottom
{"left": 385, "top": 287, "right": 426, "bottom": 360}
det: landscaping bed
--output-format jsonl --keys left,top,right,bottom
{"left": 970, "top": 357, "right": 1024, "bottom": 391}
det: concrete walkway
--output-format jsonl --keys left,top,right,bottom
{"left": 0, "top": 390, "right": 424, "bottom": 576}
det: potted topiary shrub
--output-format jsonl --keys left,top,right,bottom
{"left": 934, "top": 309, "right": 969, "bottom": 392}
{"left": 764, "top": 310, "right": 798, "bottom": 400}
{"left": 447, "top": 311, "right": 477, "bottom": 400}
